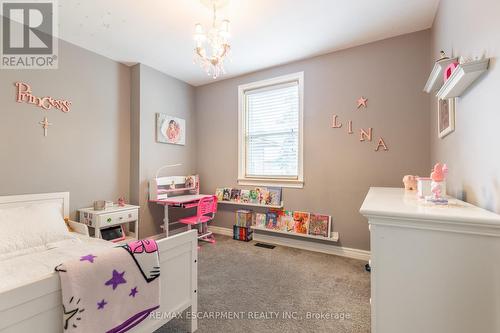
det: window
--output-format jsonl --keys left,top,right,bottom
{"left": 238, "top": 72, "right": 304, "bottom": 188}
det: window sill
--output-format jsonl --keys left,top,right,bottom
{"left": 237, "top": 178, "right": 304, "bottom": 189}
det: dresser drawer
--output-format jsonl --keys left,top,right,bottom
{"left": 98, "top": 210, "right": 138, "bottom": 227}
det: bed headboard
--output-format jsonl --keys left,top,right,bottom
{"left": 0, "top": 192, "right": 70, "bottom": 217}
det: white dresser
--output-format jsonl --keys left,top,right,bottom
{"left": 360, "top": 187, "right": 500, "bottom": 333}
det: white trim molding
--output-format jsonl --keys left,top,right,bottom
{"left": 209, "top": 226, "right": 370, "bottom": 261}
{"left": 237, "top": 72, "right": 304, "bottom": 188}
{"left": 209, "top": 225, "right": 233, "bottom": 237}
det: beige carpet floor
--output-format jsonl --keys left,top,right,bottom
{"left": 155, "top": 235, "right": 371, "bottom": 333}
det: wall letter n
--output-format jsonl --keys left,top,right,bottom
{"left": 359, "top": 128, "right": 372, "bottom": 142}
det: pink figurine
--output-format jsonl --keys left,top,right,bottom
{"left": 403, "top": 175, "right": 418, "bottom": 191}
{"left": 431, "top": 163, "right": 448, "bottom": 182}
{"left": 429, "top": 163, "right": 448, "bottom": 203}
{"left": 117, "top": 197, "right": 126, "bottom": 207}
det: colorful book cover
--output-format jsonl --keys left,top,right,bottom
{"left": 281, "top": 211, "right": 295, "bottom": 232}
{"left": 265, "top": 211, "right": 279, "bottom": 230}
{"left": 230, "top": 189, "right": 241, "bottom": 202}
{"left": 255, "top": 187, "right": 268, "bottom": 205}
{"left": 293, "top": 211, "right": 310, "bottom": 234}
{"left": 269, "top": 209, "right": 285, "bottom": 230}
{"left": 222, "top": 188, "right": 232, "bottom": 201}
{"left": 260, "top": 188, "right": 271, "bottom": 205}
{"left": 240, "top": 189, "right": 250, "bottom": 203}
{"left": 215, "top": 188, "right": 224, "bottom": 201}
{"left": 267, "top": 187, "right": 282, "bottom": 206}
{"left": 308, "top": 214, "right": 331, "bottom": 238}
{"left": 255, "top": 213, "right": 266, "bottom": 227}
{"left": 249, "top": 189, "right": 258, "bottom": 204}
{"left": 236, "top": 210, "right": 253, "bottom": 227}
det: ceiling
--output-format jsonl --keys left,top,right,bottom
{"left": 57, "top": 0, "right": 440, "bottom": 86}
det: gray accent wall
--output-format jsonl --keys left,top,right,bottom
{"left": 129, "top": 64, "right": 196, "bottom": 238}
{"left": 430, "top": 0, "right": 500, "bottom": 214}
{"left": 0, "top": 39, "right": 131, "bottom": 218}
{"left": 194, "top": 31, "right": 431, "bottom": 251}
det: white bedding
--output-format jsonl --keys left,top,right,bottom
{"left": 0, "top": 233, "right": 113, "bottom": 293}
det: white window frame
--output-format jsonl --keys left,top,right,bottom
{"left": 237, "top": 72, "right": 304, "bottom": 188}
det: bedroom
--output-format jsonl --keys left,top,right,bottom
{"left": 0, "top": 0, "right": 499, "bottom": 332}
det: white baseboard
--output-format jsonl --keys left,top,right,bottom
{"left": 209, "top": 225, "right": 233, "bottom": 237}
{"left": 209, "top": 226, "right": 370, "bottom": 261}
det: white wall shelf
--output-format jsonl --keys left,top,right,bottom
{"left": 436, "top": 58, "right": 490, "bottom": 99}
{"left": 251, "top": 225, "right": 339, "bottom": 242}
{"left": 218, "top": 200, "right": 284, "bottom": 209}
{"left": 423, "top": 58, "right": 458, "bottom": 93}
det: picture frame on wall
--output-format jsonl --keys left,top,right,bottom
{"left": 156, "top": 113, "right": 186, "bottom": 145}
{"left": 438, "top": 98, "right": 455, "bottom": 138}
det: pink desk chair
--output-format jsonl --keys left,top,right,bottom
{"left": 179, "top": 195, "right": 217, "bottom": 245}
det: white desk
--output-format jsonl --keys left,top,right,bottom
{"left": 151, "top": 194, "right": 213, "bottom": 237}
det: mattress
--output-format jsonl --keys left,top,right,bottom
{"left": 0, "top": 234, "right": 112, "bottom": 293}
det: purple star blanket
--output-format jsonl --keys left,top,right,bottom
{"left": 56, "top": 239, "right": 160, "bottom": 333}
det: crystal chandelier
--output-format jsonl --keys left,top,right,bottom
{"left": 193, "top": 1, "right": 231, "bottom": 79}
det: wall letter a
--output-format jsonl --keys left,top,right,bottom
{"left": 375, "top": 137, "right": 388, "bottom": 151}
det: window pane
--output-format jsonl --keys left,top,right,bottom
{"left": 245, "top": 83, "right": 299, "bottom": 178}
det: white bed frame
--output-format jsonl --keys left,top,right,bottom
{"left": 0, "top": 192, "right": 198, "bottom": 333}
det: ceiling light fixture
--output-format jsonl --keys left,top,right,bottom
{"left": 193, "top": 0, "right": 231, "bottom": 79}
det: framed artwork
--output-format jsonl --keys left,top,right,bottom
{"left": 156, "top": 113, "right": 186, "bottom": 145}
{"left": 438, "top": 98, "right": 455, "bottom": 138}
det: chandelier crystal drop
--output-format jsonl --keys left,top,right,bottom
{"left": 193, "top": 2, "right": 231, "bottom": 79}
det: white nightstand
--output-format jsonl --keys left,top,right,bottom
{"left": 78, "top": 205, "right": 139, "bottom": 244}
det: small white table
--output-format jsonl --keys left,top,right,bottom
{"left": 78, "top": 204, "right": 139, "bottom": 244}
{"left": 151, "top": 194, "right": 213, "bottom": 237}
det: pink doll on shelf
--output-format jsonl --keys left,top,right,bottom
{"left": 430, "top": 163, "right": 448, "bottom": 203}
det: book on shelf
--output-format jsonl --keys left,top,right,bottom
{"left": 308, "top": 213, "right": 331, "bottom": 238}
{"left": 240, "top": 189, "right": 250, "bottom": 203}
{"left": 267, "top": 187, "right": 282, "bottom": 206}
{"left": 215, "top": 188, "right": 224, "bottom": 201}
{"left": 249, "top": 189, "right": 258, "bottom": 204}
{"left": 280, "top": 211, "right": 295, "bottom": 232}
{"left": 255, "top": 213, "right": 266, "bottom": 227}
{"left": 255, "top": 187, "right": 268, "bottom": 205}
{"left": 230, "top": 189, "right": 241, "bottom": 202}
{"left": 265, "top": 211, "right": 279, "bottom": 230}
{"left": 233, "top": 225, "right": 253, "bottom": 241}
{"left": 293, "top": 211, "right": 310, "bottom": 234}
{"left": 268, "top": 208, "right": 285, "bottom": 230}
{"left": 236, "top": 210, "right": 253, "bottom": 227}
{"left": 215, "top": 186, "right": 283, "bottom": 207}
{"left": 222, "top": 188, "right": 232, "bottom": 201}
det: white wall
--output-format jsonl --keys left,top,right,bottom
{"left": 430, "top": 0, "right": 500, "bottom": 213}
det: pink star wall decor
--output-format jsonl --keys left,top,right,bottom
{"left": 357, "top": 97, "right": 368, "bottom": 109}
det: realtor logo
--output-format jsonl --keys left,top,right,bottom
{"left": 1, "top": 0, "right": 58, "bottom": 69}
